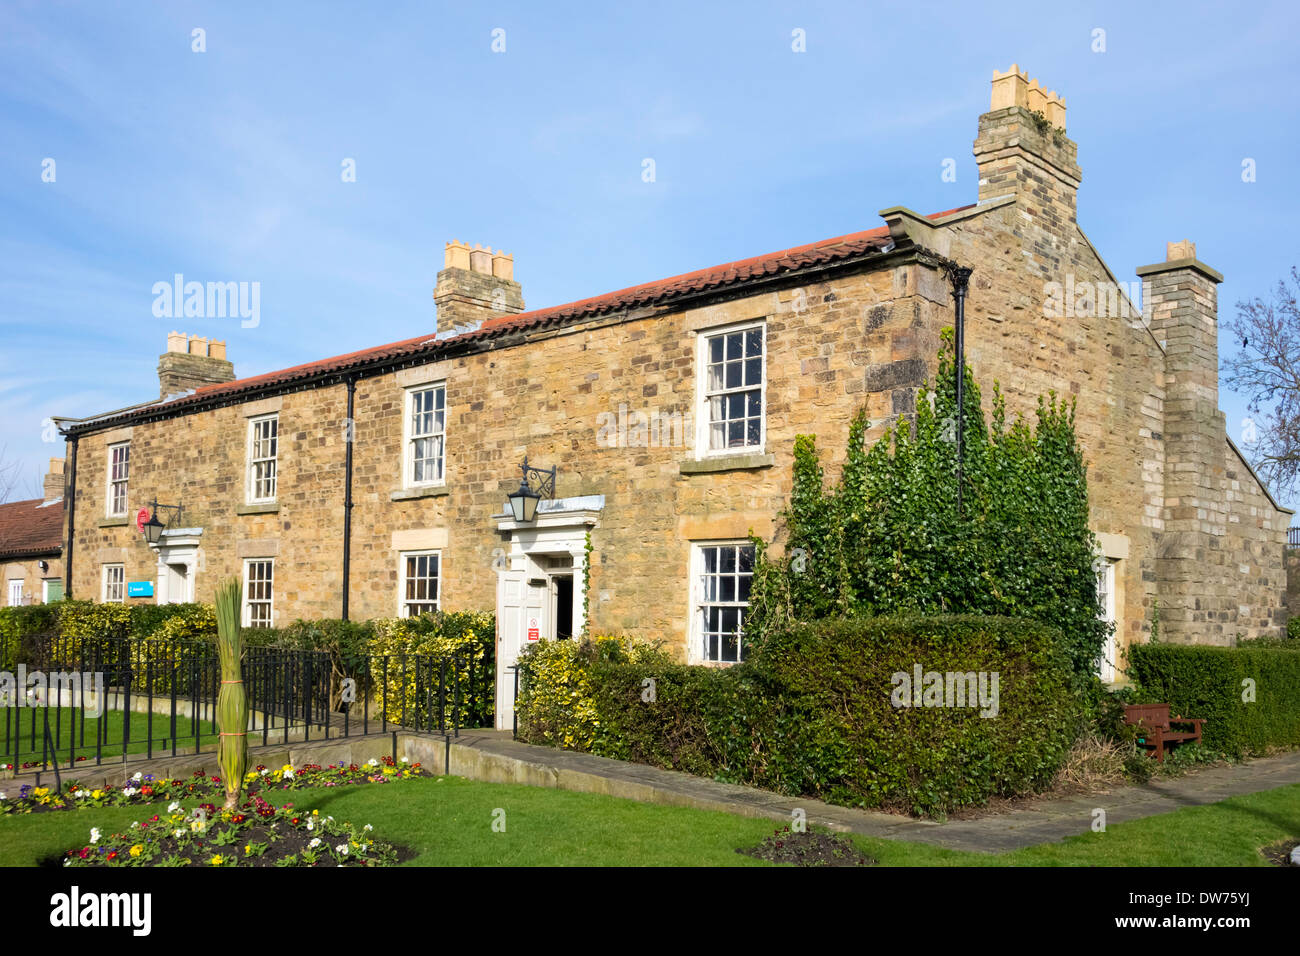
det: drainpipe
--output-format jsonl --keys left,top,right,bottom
{"left": 63, "top": 435, "right": 78, "bottom": 599}
{"left": 341, "top": 376, "right": 356, "bottom": 620}
{"left": 948, "top": 266, "right": 973, "bottom": 516}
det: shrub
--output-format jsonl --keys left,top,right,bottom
{"left": 0, "top": 603, "right": 61, "bottom": 669}
{"left": 747, "top": 334, "right": 1108, "bottom": 681}
{"left": 367, "top": 611, "right": 496, "bottom": 727}
{"left": 1289, "top": 616, "right": 1300, "bottom": 640}
{"left": 518, "top": 615, "right": 1081, "bottom": 815}
{"left": 1128, "top": 643, "right": 1300, "bottom": 756}
{"left": 0, "top": 603, "right": 496, "bottom": 726}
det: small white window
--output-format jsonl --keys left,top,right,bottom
{"left": 107, "top": 442, "right": 130, "bottom": 517}
{"left": 692, "top": 542, "right": 755, "bottom": 663}
{"left": 698, "top": 323, "right": 765, "bottom": 455}
{"left": 247, "top": 415, "right": 278, "bottom": 502}
{"left": 7, "top": 579, "right": 23, "bottom": 607}
{"left": 243, "top": 559, "right": 274, "bottom": 627}
{"left": 399, "top": 550, "right": 440, "bottom": 617}
{"left": 405, "top": 384, "right": 446, "bottom": 486}
{"left": 1096, "top": 557, "right": 1118, "bottom": 683}
{"left": 101, "top": 564, "right": 125, "bottom": 604}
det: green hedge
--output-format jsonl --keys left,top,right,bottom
{"left": 0, "top": 601, "right": 496, "bottom": 725}
{"left": 518, "top": 615, "right": 1082, "bottom": 816}
{"left": 1128, "top": 643, "right": 1300, "bottom": 756}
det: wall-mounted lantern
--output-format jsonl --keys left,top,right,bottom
{"left": 141, "top": 499, "right": 184, "bottom": 547}
{"left": 507, "top": 457, "right": 556, "bottom": 523}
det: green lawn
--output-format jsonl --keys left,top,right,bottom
{"left": 0, "top": 776, "right": 1295, "bottom": 866}
{"left": 2, "top": 707, "right": 216, "bottom": 766}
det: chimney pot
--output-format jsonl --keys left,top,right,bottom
{"left": 1166, "top": 240, "right": 1197, "bottom": 262}
{"left": 157, "top": 332, "right": 235, "bottom": 398}
{"left": 492, "top": 251, "right": 514, "bottom": 280}
{"left": 445, "top": 240, "right": 472, "bottom": 271}
{"left": 434, "top": 240, "right": 524, "bottom": 335}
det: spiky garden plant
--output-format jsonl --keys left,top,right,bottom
{"left": 214, "top": 578, "right": 248, "bottom": 810}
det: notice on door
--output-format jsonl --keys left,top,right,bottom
{"left": 527, "top": 617, "right": 540, "bottom": 642}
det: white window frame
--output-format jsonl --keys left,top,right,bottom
{"left": 404, "top": 383, "right": 447, "bottom": 487}
{"left": 398, "top": 550, "right": 441, "bottom": 617}
{"left": 1096, "top": 557, "right": 1118, "bottom": 683}
{"left": 242, "top": 558, "right": 275, "bottom": 628}
{"left": 694, "top": 320, "right": 766, "bottom": 458}
{"left": 690, "top": 540, "right": 756, "bottom": 664}
{"left": 42, "top": 579, "right": 60, "bottom": 603}
{"left": 7, "top": 579, "right": 23, "bottom": 607}
{"left": 101, "top": 564, "right": 125, "bottom": 604}
{"left": 106, "top": 442, "right": 130, "bottom": 517}
{"left": 246, "top": 414, "right": 279, "bottom": 503}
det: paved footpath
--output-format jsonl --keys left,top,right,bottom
{"left": 451, "top": 732, "right": 1300, "bottom": 853}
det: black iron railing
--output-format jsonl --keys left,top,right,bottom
{"left": 1288, "top": 527, "right": 1300, "bottom": 549}
{"left": 1, "top": 634, "right": 492, "bottom": 777}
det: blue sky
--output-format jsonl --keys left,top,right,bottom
{"left": 2, "top": 1, "right": 1298, "bottom": 510}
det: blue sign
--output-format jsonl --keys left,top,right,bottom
{"left": 127, "top": 581, "right": 154, "bottom": 598}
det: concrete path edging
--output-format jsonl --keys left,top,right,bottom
{"left": 9, "top": 727, "right": 1299, "bottom": 854}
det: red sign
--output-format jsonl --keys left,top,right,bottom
{"left": 136, "top": 508, "right": 150, "bottom": 533}
{"left": 527, "top": 617, "right": 540, "bottom": 642}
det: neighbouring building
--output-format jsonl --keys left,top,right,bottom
{"left": 1, "top": 459, "right": 66, "bottom": 606}
{"left": 54, "top": 66, "right": 1290, "bottom": 727}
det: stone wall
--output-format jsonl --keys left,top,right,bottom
{"left": 3, "top": 555, "right": 64, "bottom": 605}
{"left": 67, "top": 261, "right": 943, "bottom": 654}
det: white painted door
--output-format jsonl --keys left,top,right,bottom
{"left": 1096, "top": 558, "right": 1117, "bottom": 683}
{"left": 495, "top": 564, "right": 547, "bottom": 730}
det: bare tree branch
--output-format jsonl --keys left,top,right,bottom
{"left": 1223, "top": 266, "right": 1300, "bottom": 499}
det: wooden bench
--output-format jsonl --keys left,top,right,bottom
{"left": 1123, "top": 703, "right": 1204, "bottom": 763}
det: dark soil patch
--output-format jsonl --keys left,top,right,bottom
{"left": 737, "top": 827, "right": 876, "bottom": 867}
{"left": 1259, "top": 837, "right": 1299, "bottom": 867}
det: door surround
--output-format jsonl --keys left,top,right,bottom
{"left": 154, "top": 527, "right": 203, "bottom": 605}
{"left": 494, "top": 495, "right": 603, "bottom": 730}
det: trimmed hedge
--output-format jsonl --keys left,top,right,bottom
{"left": 1128, "top": 643, "right": 1300, "bottom": 756}
{"left": 0, "top": 601, "right": 496, "bottom": 725}
{"left": 518, "top": 615, "right": 1082, "bottom": 815}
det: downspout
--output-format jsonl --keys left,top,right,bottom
{"left": 63, "top": 435, "right": 78, "bottom": 599}
{"left": 341, "top": 376, "right": 356, "bottom": 621}
{"left": 948, "top": 266, "right": 973, "bottom": 516}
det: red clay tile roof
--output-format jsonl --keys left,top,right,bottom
{"left": 70, "top": 207, "right": 972, "bottom": 431}
{"left": 0, "top": 497, "right": 63, "bottom": 559}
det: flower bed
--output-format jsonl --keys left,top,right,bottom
{"left": 1, "top": 756, "right": 426, "bottom": 814}
{"left": 62, "top": 797, "right": 403, "bottom": 867}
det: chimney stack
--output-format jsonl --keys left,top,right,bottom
{"left": 433, "top": 241, "right": 525, "bottom": 335}
{"left": 1137, "top": 241, "right": 1229, "bottom": 643}
{"left": 974, "top": 65, "right": 1081, "bottom": 234}
{"left": 42, "top": 458, "right": 64, "bottom": 502}
{"left": 157, "top": 332, "right": 236, "bottom": 398}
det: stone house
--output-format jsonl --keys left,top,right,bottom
{"left": 1, "top": 459, "right": 66, "bottom": 606}
{"left": 54, "top": 66, "right": 1289, "bottom": 727}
